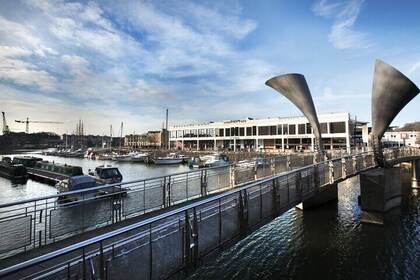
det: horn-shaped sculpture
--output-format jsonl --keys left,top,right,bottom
{"left": 371, "top": 59, "right": 419, "bottom": 167}
{"left": 265, "top": 74, "right": 323, "bottom": 153}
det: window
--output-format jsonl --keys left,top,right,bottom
{"left": 306, "top": 123, "right": 312, "bottom": 134}
{"left": 239, "top": 127, "right": 245, "bottom": 136}
{"left": 270, "top": 126, "right": 277, "bottom": 135}
{"left": 258, "top": 126, "right": 270, "bottom": 135}
{"left": 277, "top": 124, "right": 283, "bottom": 135}
{"left": 219, "top": 129, "right": 224, "bottom": 137}
{"left": 298, "top": 124, "right": 306, "bottom": 134}
{"left": 320, "top": 123, "right": 328, "bottom": 134}
{"left": 225, "top": 128, "right": 230, "bottom": 137}
{"left": 283, "top": 124, "right": 288, "bottom": 135}
{"left": 288, "top": 124, "right": 296, "bottom": 135}
{"left": 329, "top": 122, "right": 346, "bottom": 133}
{"left": 246, "top": 127, "right": 253, "bottom": 136}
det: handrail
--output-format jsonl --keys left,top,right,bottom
{"left": 0, "top": 150, "right": 368, "bottom": 208}
{"left": 0, "top": 161, "right": 317, "bottom": 277}
{"left": 1, "top": 147, "right": 419, "bottom": 277}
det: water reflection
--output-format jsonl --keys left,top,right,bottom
{"left": 0, "top": 153, "right": 190, "bottom": 205}
{"left": 189, "top": 176, "right": 420, "bottom": 280}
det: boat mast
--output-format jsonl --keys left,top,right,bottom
{"left": 119, "top": 122, "right": 123, "bottom": 151}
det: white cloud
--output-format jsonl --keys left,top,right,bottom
{"left": 312, "top": 0, "right": 372, "bottom": 50}
{"left": 312, "top": 0, "right": 341, "bottom": 18}
{"left": 408, "top": 61, "right": 420, "bottom": 75}
{"left": 0, "top": 45, "right": 57, "bottom": 91}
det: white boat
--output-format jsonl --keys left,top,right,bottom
{"left": 95, "top": 153, "right": 112, "bottom": 160}
{"left": 131, "top": 153, "right": 148, "bottom": 162}
{"left": 203, "top": 154, "right": 230, "bottom": 167}
{"left": 112, "top": 154, "right": 132, "bottom": 162}
{"left": 153, "top": 153, "right": 183, "bottom": 165}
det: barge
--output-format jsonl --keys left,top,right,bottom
{"left": 27, "top": 160, "right": 84, "bottom": 184}
{"left": 0, "top": 157, "right": 28, "bottom": 181}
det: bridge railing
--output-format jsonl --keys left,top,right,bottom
{"left": 1, "top": 147, "right": 401, "bottom": 280}
{"left": 0, "top": 147, "right": 410, "bottom": 261}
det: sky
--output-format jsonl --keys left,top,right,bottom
{"left": 0, "top": 0, "right": 419, "bottom": 136}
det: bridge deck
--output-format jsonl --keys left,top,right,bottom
{"left": 0, "top": 194, "right": 218, "bottom": 279}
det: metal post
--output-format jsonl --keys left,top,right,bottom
{"left": 353, "top": 155, "right": 357, "bottom": 173}
{"left": 230, "top": 165, "right": 235, "bottom": 188}
{"left": 200, "top": 170, "right": 207, "bottom": 196}
{"left": 238, "top": 191, "right": 248, "bottom": 238}
{"left": 341, "top": 158, "right": 346, "bottom": 179}
{"left": 412, "top": 159, "right": 420, "bottom": 189}
{"left": 329, "top": 161, "right": 334, "bottom": 184}
{"left": 296, "top": 170, "right": 302, "bottom": 202}
{"left": 313, "top": 165, "right": 320, "bottom": 191}
{"left": 270, "top": 158, "right": 276, "bottom": 176}
{"left": 362, "top": 154, "right": 367, "bottom": 169}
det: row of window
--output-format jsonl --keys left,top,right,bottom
{"left": 170, "top": 122, "right": 346, "bottom": 138}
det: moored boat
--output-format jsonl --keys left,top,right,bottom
{"left": 56, "top": 175, "right": 104, "bottom": 202}
{"left": 153, "top": 153, "right": 183, "bottom": 165}
{"left": 12, "top": 156, "right": 43, "bottom": 167}
{"left": 27, "top": 161, "right": 84, "bottom": 184}
{"left": 88, "top": 165, "right": 123, "bottom": 184}
{"left": 0, "top": 157, "right": 28, "bottom": 181}
{"left": 112, "top": 154, "right": 132, "bottom": 162}
{"left": 201, "top": 153, "right": 230, "bottom": 167}
{"left": 131, "top": 153, "right": 148, "bottom": 162}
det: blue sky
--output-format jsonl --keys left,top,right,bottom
{"left": 0, "top": 0, "right": 419, "bottom": 136}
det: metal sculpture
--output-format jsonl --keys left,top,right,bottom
{"left": 371, "top": 59, "right": 419, "bottom": 167}
{"left": 265, "top": 74, "right": 323, "bottom": 153}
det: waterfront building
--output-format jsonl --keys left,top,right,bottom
{"left": 382, "top": 130, "right": 420, "bottom": 147}
{"left": 125, "top": 129, "right": 167, "bottom": 150}
{"left": 169, "top": 112, "right": 366, "bottom": 152}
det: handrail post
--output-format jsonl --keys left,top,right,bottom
{"left": 238, "top": 190, "right": 248, "bottom": 238}
{"left": 200, "top": 170, "right": 207, "bottom": 197}
{"left": 270, "top": 158, "right": 276, "bottom": 176}
{"left": 230, "top": 165, "right": 236, "bottom": 188}
{"left": 341, "top": 158, "right": 346, "bottom": 179}
{"left": 313, "top": 165, "right": 320, "bottom": 191}
{"left": 329, "top": 161, "right": 334, "bottom": 184}
{"left": 362, "top": 154, "right": 367, "bottom": 170}
{"left": 272, "top": 178, "right": 280, "bottom": 215}
{"left": 352, "top": 155, "right": 357, "bottom": 173}
{"left": 296, "top": 170, "right": 302, "bottom": 202}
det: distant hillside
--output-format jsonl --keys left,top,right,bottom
{"left": 394, "top": 122, "right": 420, "bottom": 132}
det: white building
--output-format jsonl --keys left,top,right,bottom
{"left": 382, "top": 131, "right": 420, "bottom": 147}
{"left": 169, "top": 112, "right": 364, "bottom": 152}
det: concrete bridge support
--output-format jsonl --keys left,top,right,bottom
{"left": 296, "top": 183, "right": 338, "bottom": 210}
{"left": 360, "top": 167, "right": 402, "bottom": 225}
{"left": 412, "top": 160, "right": 420, "bottom": 189}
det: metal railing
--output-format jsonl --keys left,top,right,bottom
{"left": 0, "top": 150, "right": 380, "bottom": 279}
{"left": 0, "top": 147, "right": 414, "bottom": 261}
{"left": 0, "top": 147, "right": 419, "bottom": 279}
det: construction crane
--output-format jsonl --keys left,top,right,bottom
{"left": 2, "top": 111, "right": 10, "bottom": 134}
{"left": 15, "top": 118, "right": 64, "bottom": 133}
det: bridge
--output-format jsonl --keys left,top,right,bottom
{"left": 0, "top": 147, "right": 419, "bottom": 279}
{"left": 1, "top": 59, "right": 419, "bottom": 279}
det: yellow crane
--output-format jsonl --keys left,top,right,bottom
{"left": 15, "top": 118, "right": 64, "bottom": 133}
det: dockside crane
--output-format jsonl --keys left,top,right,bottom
{"left": 15, "top": 118, "right": 64, "bottom": 133}
{"left": 2, "top": 111, "right": 10, "bottom": 134}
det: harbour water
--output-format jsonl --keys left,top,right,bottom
{"left": 188, "top": 175, "right": 420, "bottom": 279}
{"left": 1, "top": 153, "right": 419, "bottom": 279}
{"left": 0, "top": 152, "right": 190, "bottom": 205}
